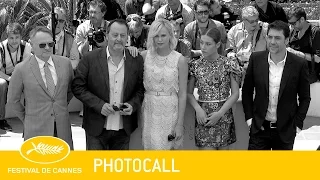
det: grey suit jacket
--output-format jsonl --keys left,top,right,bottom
{"left": 7, "top": 55, "right": 74, "bottom": 149}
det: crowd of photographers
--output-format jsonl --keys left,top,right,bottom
{"left": 0, "top": 0, "right": 319, "bottom": 150}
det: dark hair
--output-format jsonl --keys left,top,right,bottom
{"left": 6, "top": 23, "right": 23, "bottom": 35}
{"left": 89, "top": 0, "right": 107, "bottom": 13}
{"left": 29, "top": 26, "right": 53, "bottom": 39}
{"left": 107, "top": 19, "right": 129, "bottom": 34}
{"left": 267, "top": 20, "right": 290, "bottom": 38}
{"left": 194, "top": 0, "right": 211, "bottom": 11}
{"left": 287, "top": 7, "right": 307, "bottom": 21}
{"left": 202, "top": 27, "right": 221, "bottom": 43}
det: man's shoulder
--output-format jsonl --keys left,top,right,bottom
{"left": 182, "top": 3, "right": 193, "bottom": 12}
{"left": 287, "top": 52, "right": 307, "bottom": 65}
{"left": 65, "top": 30, "right": 75, "bottom": 38}
{"left": 209, "top": 19, "right": 224, "bottom": 28}
{"left": 269, "top": 1, "right": 284, "bottom": 10}
{"left": 15, "top": 56, "right": 31, "bottom": 70}
{"left": 251, "top": 50, "right": 268, "bottom": 58}
{"left": 52, "top": 55, "right": 71, "bottom": 64}
{"left": 185, "top": 20, "right": 196, "bottom": 30}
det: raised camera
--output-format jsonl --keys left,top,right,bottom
{"left": 88, "top": 28, "right": 105, "bottom": 46}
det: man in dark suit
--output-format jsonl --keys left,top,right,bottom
{"left": 242, "top": 20, "right": 311, "bottom": 150}
{"left": 71, "top": 19, "right": 144, "bottom": 150}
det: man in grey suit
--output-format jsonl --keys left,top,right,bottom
{"left": 7, "top": 26, "right": 74, "bottom": 149}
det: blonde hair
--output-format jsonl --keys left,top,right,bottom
{"left": 241, "top": 5, "right": 259, "bottom": 19}
{"left": 147, "top": 19, "right": 177, "bottom": 52}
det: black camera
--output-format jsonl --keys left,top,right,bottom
{"left": 168, "top": 134, "right": 175, "bottom": 141}
{"left": 88, "top": 28, "right": 105, "bottom": 46}
{"left": 112, "top": 104, "right": 128, "bottom": 111}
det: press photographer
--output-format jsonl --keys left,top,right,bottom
{"left": 75, "top": 0, "right": 109, "bottom": 55}
{"left": 155, "top": 0, "right": 194, "bottom": 37}
{"left": 48, "top": 7, "right": 79, "bottom": 69}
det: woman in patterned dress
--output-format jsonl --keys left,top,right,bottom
{"left": 140, "top": 19, "right": 188, "bottom": 150}
{"left": 188, "top": 28, "right": 242, "bottom": 150}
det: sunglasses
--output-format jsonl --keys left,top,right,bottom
{"left": 288, "top": 18, "right": 301, "bottom": 26}
{"left": 126, "top": 16, "right": 140, "bottom": 23}
{"left": 196, "top": 10, "right": 209, "bottom": 16}
{"left": 38, "top": 42, "right": 55, "bottom": 48}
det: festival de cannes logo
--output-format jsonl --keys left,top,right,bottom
{"left": 19, "top": 136, "right": 70, "bottom": 164}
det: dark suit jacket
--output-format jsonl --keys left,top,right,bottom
{"left": 242, "top": 51, "right": 311, "bottom": 143}
{"left": 71, "top": 48, "right": 144, "bottom": 137}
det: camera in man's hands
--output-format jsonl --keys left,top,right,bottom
{"left": 112, "top": 104, "right": 128, "bottom": 111}
{"left": 88, "top": 28, "right": 105, "bottom": 47}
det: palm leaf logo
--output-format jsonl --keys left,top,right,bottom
{"left": 26, "top": 142, "right": 64, "bottom": 155}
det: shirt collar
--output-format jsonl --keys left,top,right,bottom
{"left": 106, "top": 46, "right": 126, "bottom": 61}
{"left": 268, "top": 51, "right": 287, "bottom": 65}
{"left": 35, "top": 55, "right": 54, "bottom": 68}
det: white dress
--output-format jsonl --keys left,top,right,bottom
{"left": 142, "top": 50, "right": 182, "bottom": 150}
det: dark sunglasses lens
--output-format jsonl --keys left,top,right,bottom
{"left": 39, "top": 43, "right": 46, "bottom": 48}
{"left": 48, "top": 42, "right": 55, "bottom": 47}
{"left": 126, "top": 18, "right": 131, "bottom": 22}
{"left": 58, "top": 19, "right": 65, "bottom": 23}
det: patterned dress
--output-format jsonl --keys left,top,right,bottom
{"left": 142, "top": 50, "right": 182, "bottom": 150}
{"left": 189, "top": 56, "right": 242, "bottom": 148}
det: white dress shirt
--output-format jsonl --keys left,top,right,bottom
{"left": 265, "top": 51, "right": 287, "bottom": 122}
{"left": 35, "top": 56, "right": 58, "bottom": 87}
{"left": 104, "top": 47, "right": 125, "bottom": 130}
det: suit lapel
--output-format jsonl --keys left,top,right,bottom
{"left": 98, "top": 48, "right": 110, "bottom": 96}
{"left": 123, "top": 50, "right": 133, "bottom": 94}
{"left": 52, "top": 55, "right": 62, "bottom": 98}
{"left": 261, "top": 52, "right": 270, "bottom": 94}
{"left": 278, "top": 53, "right": 293, "bottom": 101}
{"left": 30, "top": 55, "right": 51, "bottom": 97}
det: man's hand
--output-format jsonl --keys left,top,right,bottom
{"left": 101, "top": 103, "right": 115, "bottom": 116}
{"left": 127, "top": 46, "right": 139, "bottom": 57}
{"left": 119, "top": 103, "right": 133, "bottom": 116}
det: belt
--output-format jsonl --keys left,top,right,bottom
{"left": 145, "top": 91, "right": 175, "bottom": 96}
{"left": 198, "top": 99, "right": 228, "bottom": 103}
{"left": 263, "top": 121, "right": 277, "bottom": 129}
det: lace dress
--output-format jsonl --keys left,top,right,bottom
{"left": 189, "top": 55, "right": 242, "bottom": 148}
{"left": 142, "top": 50, "right": 182, "bottom": 150}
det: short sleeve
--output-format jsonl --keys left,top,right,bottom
{"left": 179, "top": 40, "right": 191, "bottom": 58}
{"left": 225, "top": 57, "right": 243, "bottom": 86}
{"left": 188, "top": 58, "right": 197, "bottom": 77}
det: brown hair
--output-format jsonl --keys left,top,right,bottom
{"left": 202, "top": 28, "right": 221, "bottom": 43}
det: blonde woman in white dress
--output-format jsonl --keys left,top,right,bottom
{"left": 141, "top": 19, "right": 188, "bottom": 150}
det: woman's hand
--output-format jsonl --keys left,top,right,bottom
{"left": 205, "top": 112, "right": 223, "bottom": 127}
{"left": 172, "top": 123, "right": 184, "bottom": 141}
{"left": 195, "top": 107, "right": 207, "bottom": 125}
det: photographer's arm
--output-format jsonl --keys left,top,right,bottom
{"left": 75, "top": 25, "right": 90, "bottom": 56}
{"left": 142, "top": 0, "right": 160, "bottom": 15}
